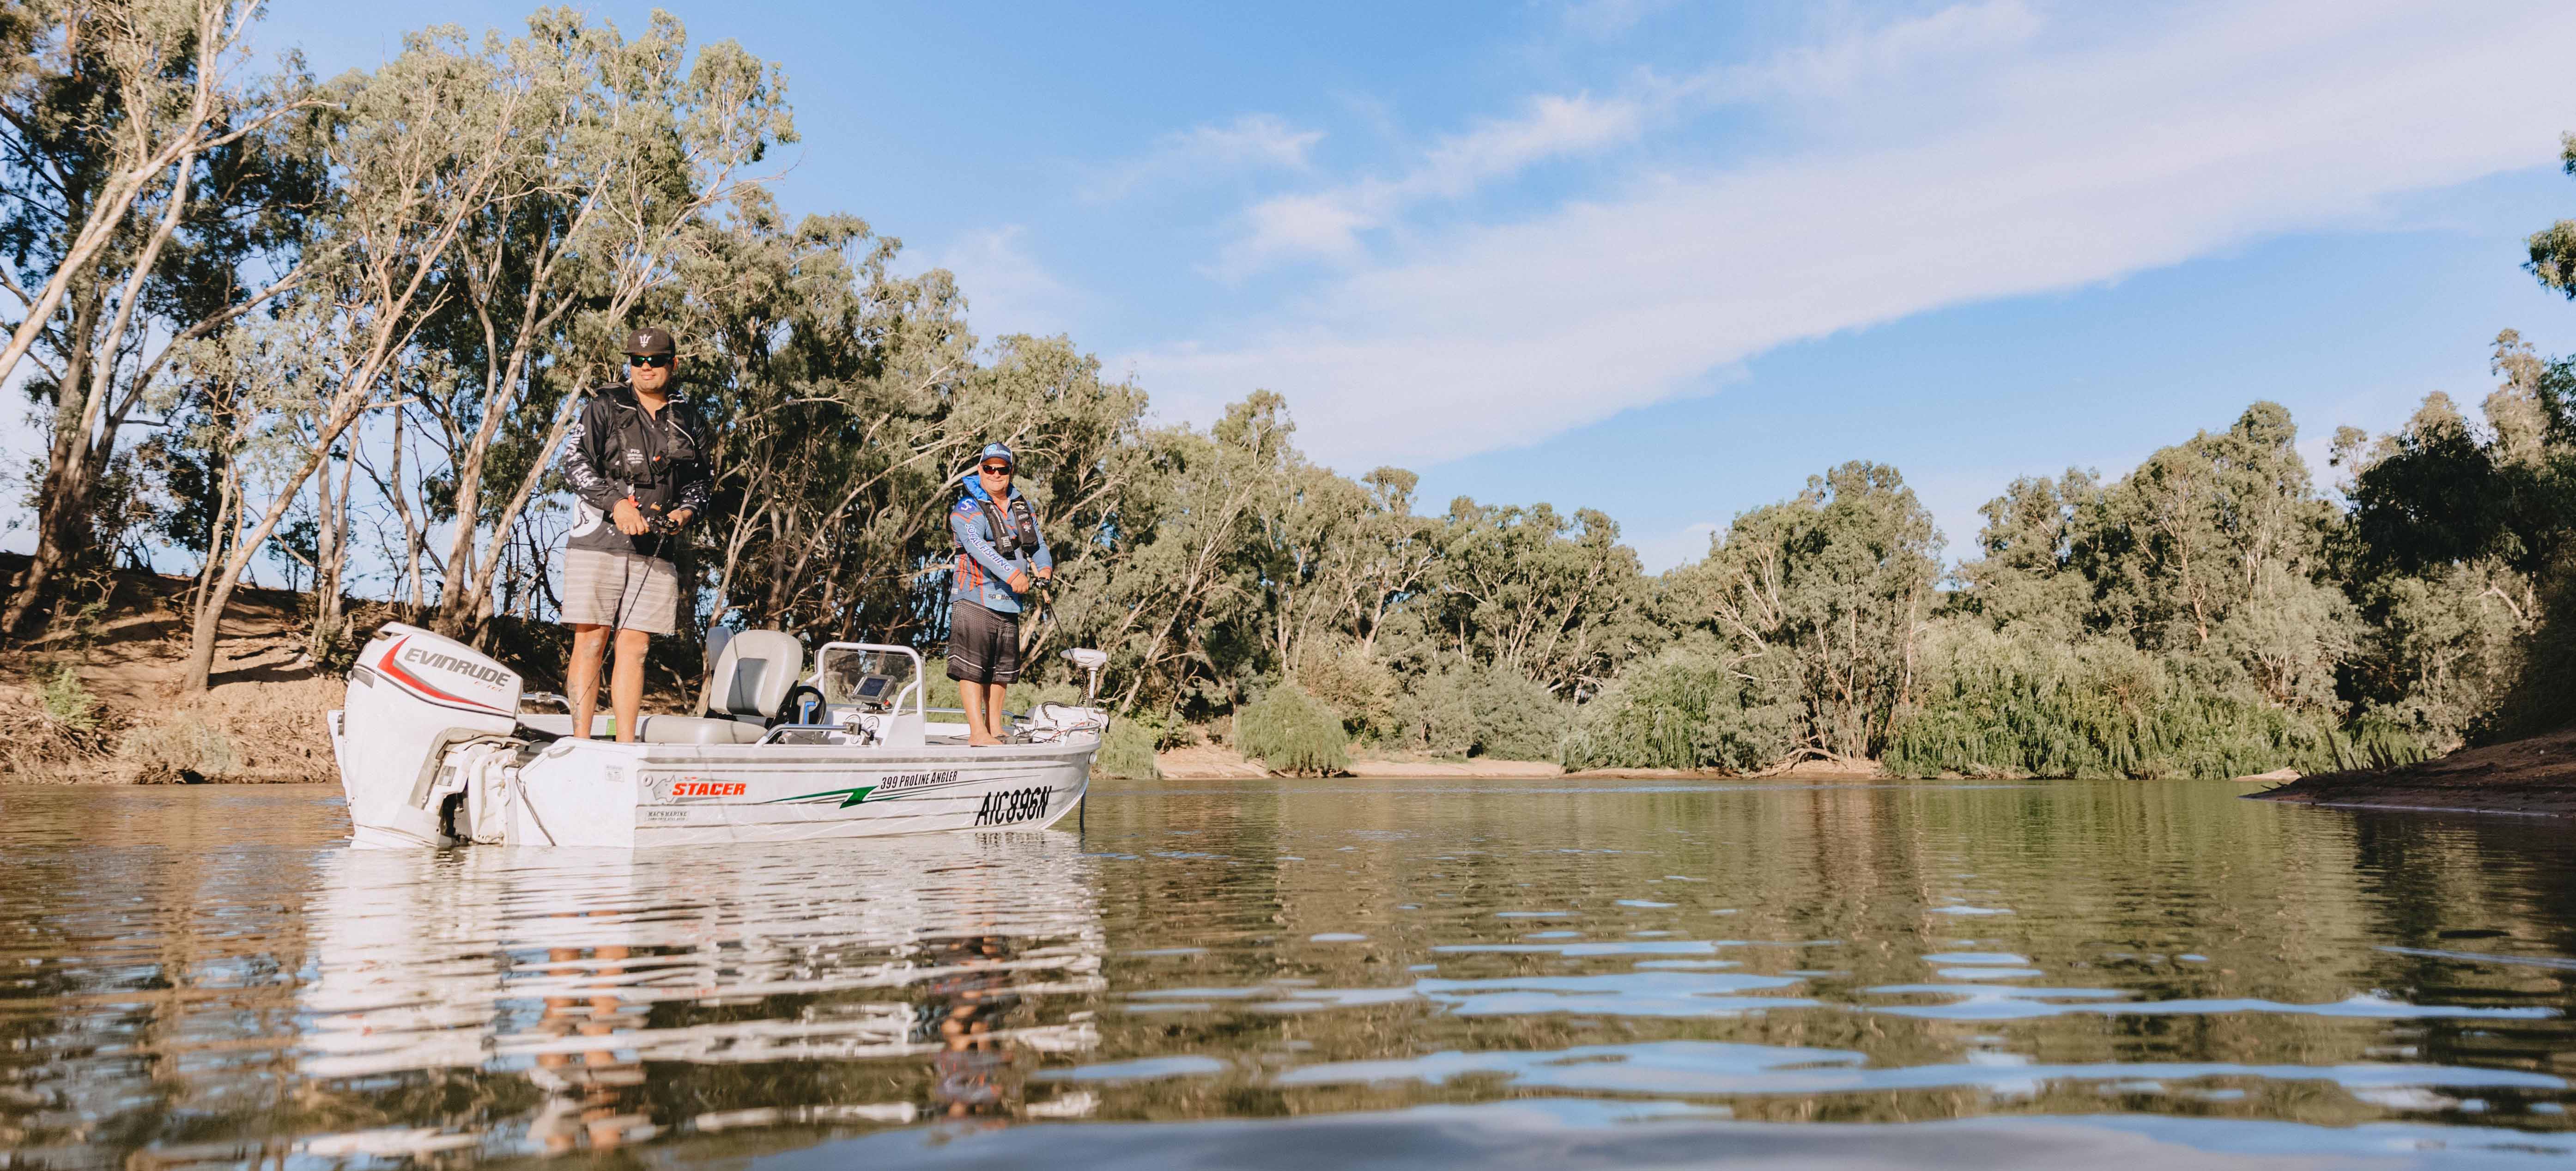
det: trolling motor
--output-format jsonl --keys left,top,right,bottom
{"left": 1064, "top": 648, "right": 1108, "bottom": 703}
{"left": 1018, "top": 648, "right": 1112, "bottom": 745}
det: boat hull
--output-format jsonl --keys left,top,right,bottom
{"left": 494, "top": 739, "right": 1096, "bottom": 848}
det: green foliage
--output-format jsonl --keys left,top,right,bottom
{"left": 1665, "top": 461, "right": 1940, "bottom": 763}
{"left": 920, "top": 659, "right": 963, "bottom": 712}
{"left": 1385, "top": 659, "right": 1569, "bottom": 760}
{"left": 11, "top": 1, "right": 2572, "bottom": 782}
{"left": 1293, "top": 638, "right": 1401, "bottom": 739}
{"left": 39, "top": 666, "right": 97, "bottom": 733}
{"left": 2486, "top": 556, "right": 2576, "bottom": 739}
{"left": 1885, "top": 624, "right": 2427, "bottom": 780}
{"left": 1560, "top": 646, "right": 1798, "bottom": 771}
{"left": 1233, "top": 683, "right": 1350, "bottom": 776}
{"left": 1091, "top": 717, "right": 1162, "bottom": 781}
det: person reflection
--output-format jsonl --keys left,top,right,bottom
{"left": 528, "top": 940, "right": 654, "bottom": 1152}
{"left": 913, "top": 934, "right": 1024, "bottom": 1120}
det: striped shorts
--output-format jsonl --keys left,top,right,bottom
{"left": 946, "top": 600, "right": 1020, "bottom": 684}
{"left": 562, "top": 548, "right": 679, "bottom": 634}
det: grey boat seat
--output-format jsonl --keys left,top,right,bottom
{"left": 515, "top": 629, "right": 803, "bottom": 746}
{"left": 513, "top": 712, "right": 767, "bottom": 744}
{"left": 703, "top": 629, "right": 803, "bottom": 720}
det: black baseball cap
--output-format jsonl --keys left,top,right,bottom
{"left": 625, "top": 327, "right": 676, "bottom": 357}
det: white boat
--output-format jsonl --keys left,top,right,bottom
{"left": 330, "top": 623, "right": 1107, "bottom": 849}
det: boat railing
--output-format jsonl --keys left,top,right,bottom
{"left": 810, "top": 642, "right": 927, "bottom": 722}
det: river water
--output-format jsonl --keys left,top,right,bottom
{"left": 3, "top": 779, "right": 2573, "bottom": 1169}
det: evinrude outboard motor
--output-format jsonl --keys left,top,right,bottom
{"left": 331, "top": 622, "right": 522, "bottom": 848}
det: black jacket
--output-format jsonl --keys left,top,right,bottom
{"left": 561, "top": 383, "right": 711, "bottom": 559}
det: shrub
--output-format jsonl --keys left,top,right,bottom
{"left": 40, "top": 666, "right": 98, "bottom": 733}
{"left": 1388, "top": 660, "right": 1568, "bottom": 760}
{"left": 1560, "top": 647, "right": 1799, "bottom": 771}
{"left": 921, "top": 658, "right": 963, "bottom": 712}
{"left": 120, "top": 716, "right": 238, "bottom": 784}
{"left": 1091, "top": 716, "right": 1162, "bottom": 780}
{"left": 1883, "top": 622, "right": 2429, "bottom": 780}
{"left": 1234, "top": 682, "right": 1349, "bottom": 775}
{"left": 1293, "top": 638, "right": 1400, "bottom": 738}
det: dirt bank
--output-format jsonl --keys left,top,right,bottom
{"left": 2249, "top": 728, "right": 2576, "bottom": 816}
{"left": 0, "top": 558, "right": 684, "bottom": 784}
{"left": 0, "top": 557, "right": 349, "bottom": 783}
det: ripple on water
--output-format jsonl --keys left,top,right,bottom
{"left": 9, "top": 777, "right": 2576, "bottom": 1167}
{"left": 1273, "top": 1039, "right": 2569, "bottom": 1100}
{"left": 1861, "top": 984, "right": 2563, "bottom": 1022}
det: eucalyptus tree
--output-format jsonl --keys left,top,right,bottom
{"left": 0, "top": 0, "right": 288, "bottom": 386}
{"left": 2075, "top": 401, "right": 2352, "bottom": 708}
{"left": 1667, "top": 461, "right": 1940, "bottom": 764}
{"left": 179, "top": 26, "right": 538, "bottom": 690}
{"left": 687, "top": 202, "right": 975, "bottom": 636}
{"left": 2332, "top": 339, "right": 2576, "bottom": 746}
{"left": 1081, "top": 393, "right": 1293, "bottom": 713}
{"left": 1424, "top": 498, "right": 1653, "bottom": 696}
{"left": 412, "top": 10, "right": 794, "bottom": 639}
{"left": 0, "top": 0, "right": 316, "bottom": 637}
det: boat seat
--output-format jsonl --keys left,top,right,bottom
{"left": 703, "top": 629, "right": 803, "bottom": 720}
{"left": 515, "top": 712, "right": 766, "bottom": 744}
{"left": 518, "top": 712, "right": 601, "bottom": 738}
{"left": 636, "top": 715, "right": 767, "bottom": 745}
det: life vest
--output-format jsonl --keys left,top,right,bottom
{"left": 959, "top": 491, "right": 1041, "bottom": 558}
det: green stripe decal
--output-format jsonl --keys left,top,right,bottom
{"left": 764, "top": 786, "right": 877, "bottom": 808}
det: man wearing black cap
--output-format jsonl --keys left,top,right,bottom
{"left": 558, "top": 327, "right": 710, "bottom": 741}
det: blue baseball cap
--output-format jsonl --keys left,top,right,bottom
{"left": 977, "top": 442, "right": 1015, "bottom": 468}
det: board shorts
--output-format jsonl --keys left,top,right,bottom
{"left": 562, "top": 548, "right": 679, "bottom": 634}
{"left": 946, "top": 600, "right": 1020, "bottom": 684}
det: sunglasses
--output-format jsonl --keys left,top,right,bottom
{"left": 980, "top": 463, "right": 1013, "bottom": 475}
{"left": 627, "top": 354, "right": 673, "bottom": 369}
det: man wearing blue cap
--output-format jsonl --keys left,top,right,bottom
{"left": 949, "top": 442, "right": 1053, "bottom": 745}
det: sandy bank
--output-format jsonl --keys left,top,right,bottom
{"left": 1154, "top": 743, "right": 1567, "bottom": 780}
{"left": 1150, "top": 746, "right": 1885, "bottom": 782}
{"left": 2248, "top": 728, "right": 2576, "bottom": 816}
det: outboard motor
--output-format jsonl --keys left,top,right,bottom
{"left": 331, "top": 623, "right": 522, "bottom": 849}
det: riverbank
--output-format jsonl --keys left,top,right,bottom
{"left": 1151, "top": 741, "right": 1886, "bottom": 781}
{"left": 2248, "top": 727, "right": 2576, "bottom": 816}
{"left": 0, "top": 559, "right": 352, "bottom": 783}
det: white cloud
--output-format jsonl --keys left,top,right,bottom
{"left": 1218, "top": 92, "right": 1652, "bottom": 275}
{"left": 934, "top": 225, "right": 1082, "bottom": 339}
{"left": 1086, "top": 114, "right": 1325, "bottom": 202}
{"left": 1133, "top": 0, "right": 2576, "bottom": 470}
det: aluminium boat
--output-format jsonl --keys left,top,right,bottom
{"left": 330, "top": 623, "right": 1106, "bottom": 849}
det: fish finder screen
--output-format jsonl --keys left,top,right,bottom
{"left": 856, "top": 675, "right": 890, "bottom": 699}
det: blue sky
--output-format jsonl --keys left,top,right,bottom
{"left": 238, "top": 0, "right": 2576, "bottom": 570}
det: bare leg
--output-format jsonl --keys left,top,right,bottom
{"left": 568, "top": 624, "right": 609, "bottom": 739}
{"left": 980, "top": 682, "right": 1011, "bottom": 742}
{"left": 611, "top": 627, "right": 651, "bottom": 744}
{"left": 960, "top": 680, "right": 997, "bottom": 746}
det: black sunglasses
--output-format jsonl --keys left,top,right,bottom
{"left": 980, "top": 463, "right": 1013, "bottom": 475}
{"left": 627, "top": 354, "right": 673, "bottom": 369}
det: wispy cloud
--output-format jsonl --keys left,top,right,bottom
{"left": 1134, "top": 0, "right": 2576, "bottom": 471}
{"left": 1219, "top": 92, "right": 1651, "bottom": 275}
{"left": 1086, "top": 114, "right": 1325, "bottom": 202}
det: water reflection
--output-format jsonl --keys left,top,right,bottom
{"left": 3, "top": 779, "right": 2575, "bottom": 1167}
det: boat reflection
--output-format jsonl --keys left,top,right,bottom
{"left": 296, "top": 833, "right": 1104, "bottom": 1157}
